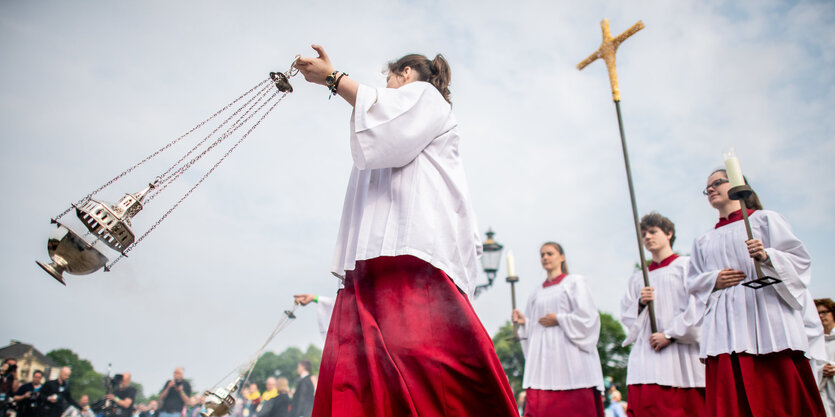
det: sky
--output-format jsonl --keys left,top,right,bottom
{"left": 1, "top": 0, "right": 833, "bottom": 397}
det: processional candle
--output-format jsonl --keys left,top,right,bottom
{"left": 723, "top": 148, "right": 745, "bottom": 187}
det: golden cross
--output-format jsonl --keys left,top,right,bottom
{"left": 577, "top": 19, "right": 645, "bottom": 101}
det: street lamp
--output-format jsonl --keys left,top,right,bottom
{"left": 474, "top": 228, "right": 503, "bottom": 298}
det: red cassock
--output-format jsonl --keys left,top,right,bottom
{"left": 705, "top": 350, "right": 825, "bottom": 417}
{"left": 312, "top": 255, "right": 519, "bottom": 417}
{"left": 626, "top": 384, "right": 705, "bottom": 417}
{"left": 524, "top": 388, "right": 603, "bottom": 417}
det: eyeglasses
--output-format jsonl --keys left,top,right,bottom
{"left": 819, "top": 309, "right": 832, "bottom": 316}
{"left": 702, "top": 178, "right": 730, "bottom": 195}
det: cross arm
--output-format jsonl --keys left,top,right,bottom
{"left": 577, "top": 49, "right": 602, "bottom": 70}
{"left": 613, "top": 21, "right": 645, "bottom": 47}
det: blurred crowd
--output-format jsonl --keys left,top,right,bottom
{"left": 0, "top": 362, "right": 317, "bottom": 417}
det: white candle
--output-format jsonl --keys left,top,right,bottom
{"left": 724, "top": 148, "right": 745, "bottom": 188}
{"left": 506, "top": 250, "right": 517, "bottom": 277}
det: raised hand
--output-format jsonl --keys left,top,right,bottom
{"left": 294, "top": 45, "right": 335, "bottom": 85}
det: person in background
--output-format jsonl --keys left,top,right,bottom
{"left": 687, "top": 169, "right": 826, "bottom": 417}
{"left": 290, "top": 362, "right": 313, "bottom": 417}
{"left": 258, "top": 378, "right": 277, "bottom": 413}
{"left": 293, "top": 295, "right": 335, "bottom": 340}
{"left": 1, "top": 359, "right": 18, "bottom": 417}
{"left": 39, "top": 367, "right": 79, "bottom": 417}
{"left": 13, "top": 370, "right": 43, "bottom": 417}
{"left": 105, "top": 373, "right": 135, "bottom": 417}
{"left": 139, "top": 401, "right": 157, "bottom": 417}
{"left": 255, "top": 378, "right": 289, "bottom": 417}
{"left": 816, "top": 298, "right": 835, "bottom": 416}
{"left": 158, "top": 368, "right": 190, "bottom": 417}
{"left": 241, "top": 384, "right": 260, "bottom": 417}
{"left": 512, "top": 242, "right": 605, "bottom": 417}
{"left": 606, "top": 390, "right": 627, "bottom": 417}
{"left": 619, "top": 212, "right": 705, "bottom": 417}
{"left": 187, "top": 395, "right": 204, "bottom": 417}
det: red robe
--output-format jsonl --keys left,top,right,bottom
{"left": 312, "top": 255, "right": 518, "bottom": 417}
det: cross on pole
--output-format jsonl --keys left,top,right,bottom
{"left": 577, "top": 19, "right": 659, "bottom": 334}
{"left": 577, "top": 19, "right": 645, "bottom": 102}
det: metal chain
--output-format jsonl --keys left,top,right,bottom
{"left": 152, "top": 81, "right": 274, "bottom": 189}
{"left": 207, "top": 304, "right": 299, "bottom": 391}
{"left": 105, "top": 90, "right": 286, "bottom": 270}
{"left": 150, "top": 83, "right": 273, "bottom": 196}
{"left": 52, "top": 78, "right": 271, "bottom": 221}
{"left": 143, "top": 82, "right": 275, "bottom": 205}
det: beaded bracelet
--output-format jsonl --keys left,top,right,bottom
{"left": 327, "top": 72, "right": 348, "bottom": 99}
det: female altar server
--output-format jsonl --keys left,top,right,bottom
{"left": 512, "top": 242, "right": 604, "bottom": 417}
{"left": 294, "top": 46, "right": 518, "bottom": 417}
{"left": 620, "top": 212, "right": 705, "bottom": 417}
{"left": 687, "top": 169, "right": 826, "bottom": 417}
{"left": 815, "top": 298, "right": 835, "bottom": 417}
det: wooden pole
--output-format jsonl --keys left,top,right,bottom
{"left": 577, "top": 19, "right": 658, "bottom": 333}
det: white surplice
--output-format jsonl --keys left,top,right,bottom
{"left": 330, "top": 81, "right": 482, "bottom": 297}
{"left": 620, "top": 256, "right": 705, "bottom": 387}
{"left": 316, "top": 296, "right": 335, "bottom": 340}
{"left": 686, "top": 210, "right": 825, "bottom": 360}
{"left": 519, "top": 274, "right": 604, "bottom": 391}
{"left": 819, "top": 328, "right": 835, "bottom": 417}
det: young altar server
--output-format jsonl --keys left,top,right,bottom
{"left": 512, "top": 242, "right": 605, "bottom": 417}
{"left": 814, "top": 298, "right": 835, "bottom": 417}
{"left": 687, "top": 169, "right": 826, "bottom": 417}
{"left": 619, "top": 212, "right": 705, "bottom": 417}
{"left": 293, "top": 293, "right": 335, "bottom": 340}
{"left": 293, "top": 46, "right": 518, "bottom": 417}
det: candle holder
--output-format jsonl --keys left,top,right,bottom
{"left": 506, "top": 275, "right": 525, "bottom": 342}
{"left": 727, "top": 184, "right": 781, "bottom": 289}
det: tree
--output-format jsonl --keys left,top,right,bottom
{"left": 46, "top": 349, "right": 146, "bottom": 403}
{"left": 46, "top": 349, "right": 106, "bottom": 401}
{"left": 247, "top": 345, "right": 323, "bottom": 389}
{"left": 492, "top": 321, "right": 525, "bottom": 395}
{"left": 597, "top": 312, "right": 630, "bottom": 396}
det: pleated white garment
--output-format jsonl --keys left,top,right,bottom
{"left": 519, "top": 274, "right": 604, "bottom": 391}
{"left": 330, "top": 82, "right": 482, "bottom": 298}
{"left": 620, "top": 255, "right": 705, "bottom": 387}
{"left": 686, "top": 210, "right": 825, "bottom": 360}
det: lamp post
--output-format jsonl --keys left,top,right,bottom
{"left": 474, "top": 228, "right": 503, "bottom": 298}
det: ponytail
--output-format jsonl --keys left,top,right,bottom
{"left": 388, "top": 53, "right": 452, "bottom": 103}
{"left": 429, "top": 55, "right": 451, "bottom": 103}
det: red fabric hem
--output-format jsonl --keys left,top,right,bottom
{"left": 524, "top": 388, "right": 603, "bottom": 417}
{"left": 626, "top": 383, "right": 705, "bottom": 417}
{"left": 312, "top": 255, "right": 518, "bottom": 417}
{"left": 704, "top": 350, "right": 825, "bottom": 417}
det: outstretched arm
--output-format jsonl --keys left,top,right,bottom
{"left": 294, "top": 45, "right": 359, "bottom": 106}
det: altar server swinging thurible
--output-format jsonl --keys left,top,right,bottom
{"left": 293, "top": 46, "right": 518, "bottom": 417}
{"left": 619, "top": 212, "right": 705, "bottom": 417}
{"left": 293, "top": 293, "right": 335, "bottom": 340}
{"left": 512, "top": 242, "right": 605, "bottom": 417}
{"left": 687, "top": 168, "right": 827, "bottom": 417}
